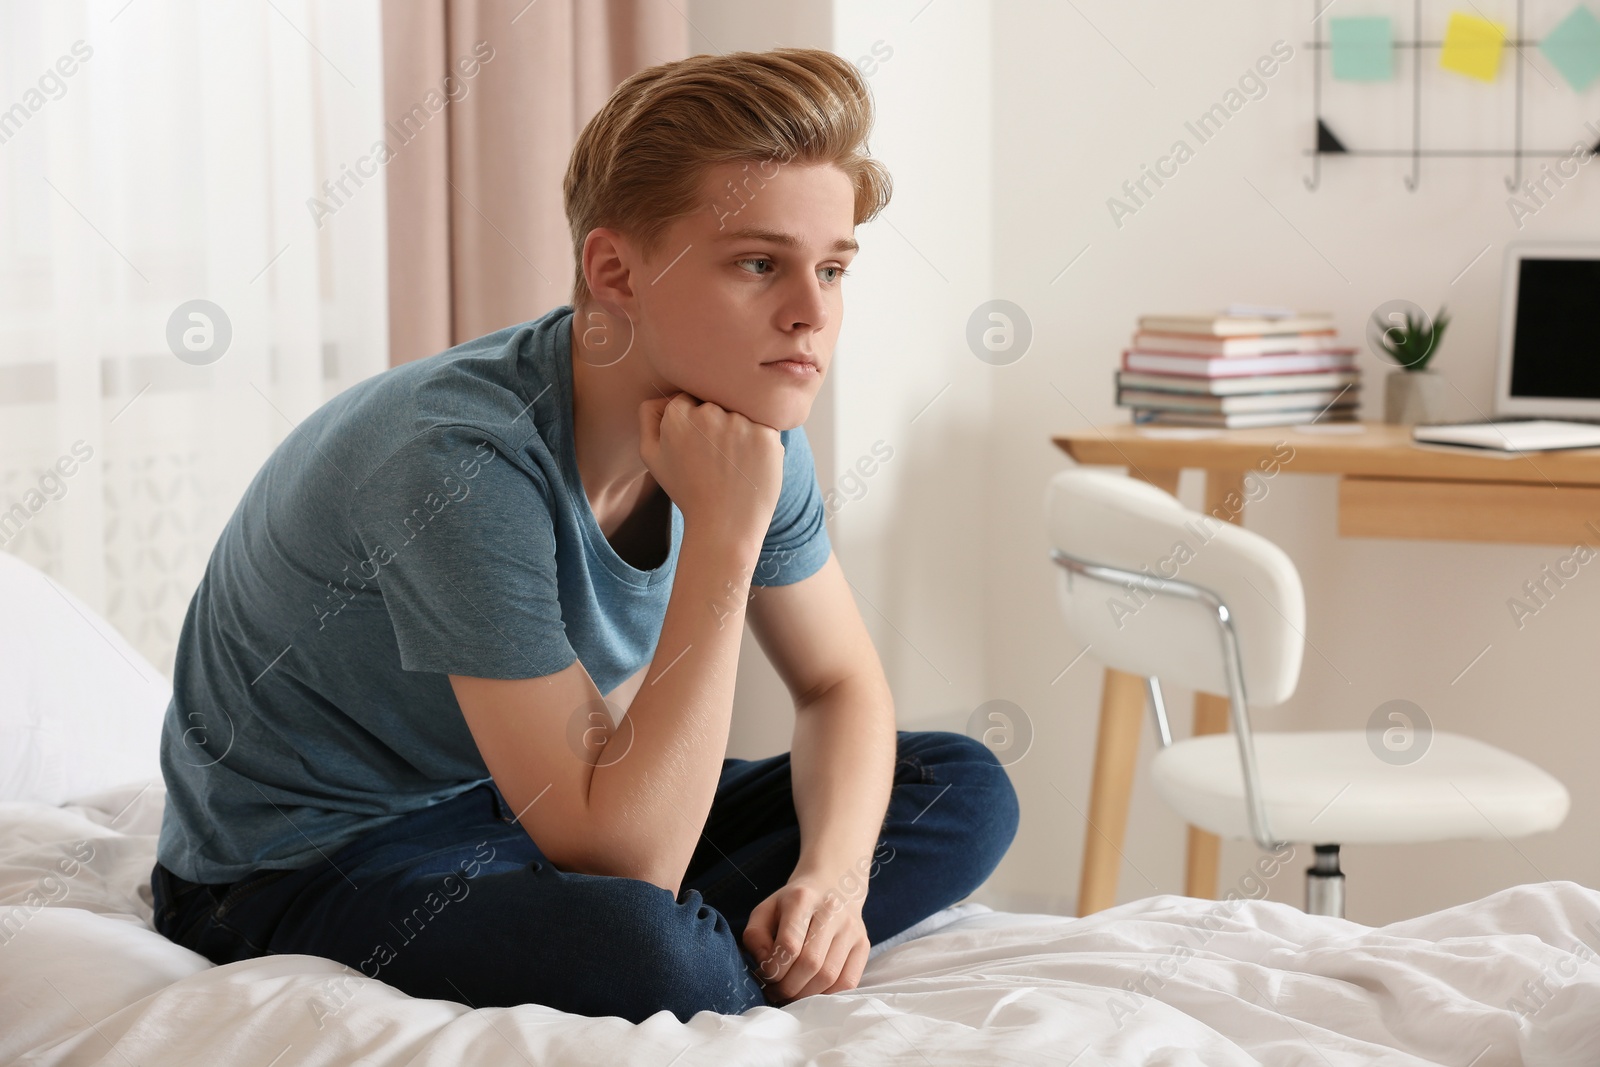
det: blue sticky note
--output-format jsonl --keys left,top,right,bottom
{"left": 1540, "top": 5, "right": 1600, "bottom": 91}
{"left": 1331, "top": 17, "right": 1395, "bottom": 80}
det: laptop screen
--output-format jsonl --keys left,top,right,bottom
{"left": 1508, "top": 257, "right": 1600, "bottom": 401}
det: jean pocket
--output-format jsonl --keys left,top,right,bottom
{"left": 197, "top": 868, "right": 307, "bottom": 962}
{"left": 213, "top": 866, "right": 301, "bottom": 920}
{"left": 168, "top": 889, "right": 224, "bottom": 950}
{"left": 149, "top": 862, "right": 173, "bottom": 931}
{"left": 153, "top": 864, "right": 216, "bottom": 940}
{"left": 185, "top": 910, "right": 273, "bottom": 966}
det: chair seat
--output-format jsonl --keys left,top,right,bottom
{"left": 1151, "top": 730, "right": 1570, "bottom": 845}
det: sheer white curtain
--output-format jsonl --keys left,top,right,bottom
{"left": 0, "top": 0, "right": 389, "bottom": 680}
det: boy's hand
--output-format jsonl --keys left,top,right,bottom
{"left": 742, "top": 875, "right": 871, "bottom": 1004}
{"left": 638, "top": 392, "right": 783, "bottom": 545}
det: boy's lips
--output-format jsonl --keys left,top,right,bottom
{"left": 763, "top": 358, "right": 821, "bottom": 378}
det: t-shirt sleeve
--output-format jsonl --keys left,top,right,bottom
{"left": 346, "top": 425, "right": 580, "bottom": 680}
{"left": 751, "top": 423, "right": 833, "bottom": 587}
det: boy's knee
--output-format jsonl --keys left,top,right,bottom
{"left": 914, "top": 730, "right": 1022, "bottom": 864}
{"left": 924, "top": 728, "right": 1020, "bottom": 795}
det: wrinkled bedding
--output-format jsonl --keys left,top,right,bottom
{"left": 2, "top": 780, "right": 1597, "bottom": 1066}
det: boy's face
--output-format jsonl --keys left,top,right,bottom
{"left": 625, "top": 160, "right": 858, "bottom": 431}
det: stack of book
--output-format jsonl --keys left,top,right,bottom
{"left": 1116, "top": 309, "right": 1361, "bottom": 428}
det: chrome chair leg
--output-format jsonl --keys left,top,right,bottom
{"left": 1305, "top": 844, "right": 1345, "bottom": 917}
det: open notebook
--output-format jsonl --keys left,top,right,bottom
{"left": 1411, "top": 419, "right": 1600, "bottom": 452}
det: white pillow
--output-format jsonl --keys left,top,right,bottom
{"left": 0, "top": 550, "right": 171, "bottom": 804}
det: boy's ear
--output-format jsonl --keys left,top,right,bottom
{"left": 581, "top": 226, "right": 639, "bottom": 310}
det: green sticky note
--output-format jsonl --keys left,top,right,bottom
{"left": 1331, "top": 17, "right": 1394, "bottom": 80}
{"left": 1540, "top": 5, "right": 1600, "bottom": 91}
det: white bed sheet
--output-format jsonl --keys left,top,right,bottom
{"left": 2, "top": 780, "right": 1597, "bottom": 1066}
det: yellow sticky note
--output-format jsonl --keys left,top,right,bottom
{"left": 1440, "top": 11, "right": 1506, "bottom": 81}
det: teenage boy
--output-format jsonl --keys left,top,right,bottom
{"left": 150, "top": 46, "right": 1018, "bottom": 1024}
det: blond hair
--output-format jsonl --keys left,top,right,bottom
{"left": 563, "top": 47, "right": 893, "bottom": 309}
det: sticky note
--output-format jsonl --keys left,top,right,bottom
{"left": 1440, "top": 12, "right": 1507, "bottom": 81}
{"left": 1331, "top": 17, "right": 1395, "bottom": 80}
{"left": 1540, "top": 5, "right": 1600, "bottom": 91}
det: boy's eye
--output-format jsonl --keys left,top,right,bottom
{"left": 736, "top": 258, "right": 852, "bottom": 284}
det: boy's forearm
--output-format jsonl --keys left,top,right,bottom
{"left": 789, "top": 673, "right": 897, "bottom": 891}
{"left": 583, "top": 525, "right": 760, "bottom": 895}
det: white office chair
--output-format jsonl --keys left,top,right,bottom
{"left": 1044, "top": 466, "right": 1570, "bottom": 916}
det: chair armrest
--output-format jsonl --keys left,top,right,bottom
{"left": 1051, "top": 548, "right": 1287, "bottom": 851}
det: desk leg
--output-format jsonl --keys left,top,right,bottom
{"left": 1183, "top": 468, "right": 1248, "bottom": 900}
{"left": 1077, "top": 466, "right": 1179, "bottom": 917}
{"left": 1078, "top": 668, "right": 1146, "bottom": 916}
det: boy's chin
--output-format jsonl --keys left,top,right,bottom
{"left": 747, "top": 397, "right": 813, "bottom": 433}
{"left": 691, "top": 390, "right": 811, "bottom": 433}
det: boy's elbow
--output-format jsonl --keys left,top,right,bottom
{"left": 535, "top": 820, "right": 682, "bottom": 895}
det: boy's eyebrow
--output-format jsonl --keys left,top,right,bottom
{"left": 713, "top": 226, "right": 858, "bottom": 253}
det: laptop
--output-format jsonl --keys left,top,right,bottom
{"left": 1410, "top": 242, "right": 1600, "bottom": 452}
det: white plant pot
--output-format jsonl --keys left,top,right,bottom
{"left": 1384, "top": 369, "right": 1448, "bottom": 425}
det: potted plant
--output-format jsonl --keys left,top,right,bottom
{"left": 1380, "top": 305, "right": 1451, "bottom": 425}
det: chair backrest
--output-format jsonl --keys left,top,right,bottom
{"left": 1043, "top": 467, "right": 1305, "bottom": 708}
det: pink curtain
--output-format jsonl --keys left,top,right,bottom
{"left": 381, "top": 0, "right": 689, "bottom": 365}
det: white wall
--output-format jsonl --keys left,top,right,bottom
{"left": 697, "top": 0, "right": 1600, "bottom": 926}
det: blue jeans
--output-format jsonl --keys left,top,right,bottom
{"left": 150, "top": 730, "right": 1019, "bottom": 1023}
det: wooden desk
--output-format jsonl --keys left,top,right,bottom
{"left": 1052, "top": 421, "right": 1600, "bottom": 916}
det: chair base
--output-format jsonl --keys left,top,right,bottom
{"left": 1305, "top": 844, "right": 1345, "bottom": 918}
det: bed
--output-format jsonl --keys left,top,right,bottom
{"left": 2, "top": 558, "right": 1597, "bottom": 1065}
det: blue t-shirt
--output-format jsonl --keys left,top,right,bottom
{"left": 155, "top": 304, "right": 831, "bottom": 884}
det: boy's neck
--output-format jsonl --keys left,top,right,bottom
{"left": 568, "top": 305, "right": 661, "bottom": 519}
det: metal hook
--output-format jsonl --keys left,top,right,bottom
{"left": 1504, "top": 151, "right": 1524, "bottom": 193}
